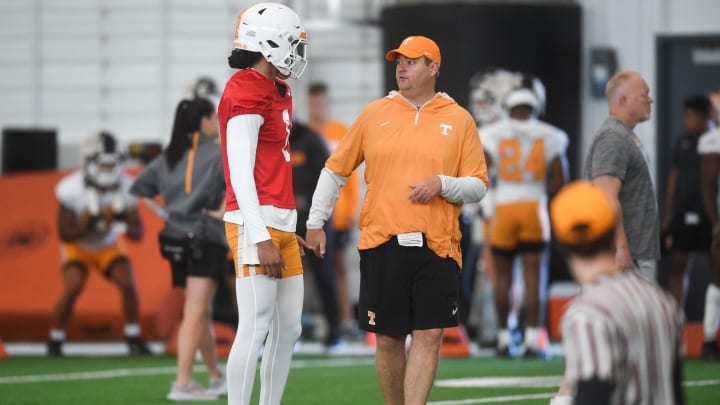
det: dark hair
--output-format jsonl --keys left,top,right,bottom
{"left": 684, "top": 95, "right": 712, "bottom": 117}
{"left": 98, "top": 131, "right": 117, "bottom": 153}
{"left": 228, "top": 49, "right": 264, "bottom": 70}
{"left": 308, "top": 82, "right": 328, "bottom": 96}
{"left": 554, "top": 228, "right": 615, "bottom": 259}
{"left": 164, "top": 97, "right": 215, "bottom": 171}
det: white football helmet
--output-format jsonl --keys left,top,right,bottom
{"left": 468, "top": 68, "right": 522, "bottom": 127}
{"left": 83, "top": 131, "right": 125, "bottom": 189}
{"left": 188, "top": 76, "right": 221, "bottom": 109}
{"left": 503, "top": 73, "right": 547, "bottom": 117}
{"left": 233, "top": 2, "right": 308, "bottom": 79}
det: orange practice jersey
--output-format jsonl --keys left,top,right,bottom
{"left": 326, "top": 91, "right": 488, "bottom": 267}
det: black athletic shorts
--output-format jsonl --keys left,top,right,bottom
{"left": 358, "top": 236, "right": 460, "bottom": 336}
{"left": 168, "top": 242, "right": 228, "bottom": 288}
{"left": 670, "top": 214, "right": 712, "bottom": 252}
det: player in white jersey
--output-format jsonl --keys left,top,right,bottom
{"left": 48, "top": 131, "right": 150, "bottom": 356}
{"left": 550, "top": 181, "right": 684, "bottom": 404}
{"left": 698, "top": 126, "right": 720, "bottom": 359}
{"left": 465, "top": 68, "right": 521, "bottom": 346}
{"left": 480, "top": 76, "right": 568, "bottom": 357}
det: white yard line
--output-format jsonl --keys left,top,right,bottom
{"left": 428, "top": 393, "right": 556, "bottom": 404}
{"left": 684, "top": 379, "right": 720, "bottom": 387}
{"left": 0, "top": 357, "right": 374, "bottom": 385}
{"left": 1, "top": 360, "right": 716, "bottom": 405}
{"left": 0, "top": 366, "right": 180, "bottom": 384}
{"left": 429, "top": 377, "right": 720, "bottom": 404}
{"left": 435, "top": 376, "right": 562, "bottom": 388}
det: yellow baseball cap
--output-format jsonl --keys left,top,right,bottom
{"left": 550, "top": 181, "right": 617, "bottom": 245}
{"left": 385, "top": 36, "right": 441, "bottom": 63}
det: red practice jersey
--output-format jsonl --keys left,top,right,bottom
{"left": 219, "top": 69, "right": 296, "bottom": 212}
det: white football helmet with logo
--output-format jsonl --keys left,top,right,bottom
{"left": 468, "top": 68, "right": 522, "bottom": 127}
{"left": 233, "top": 2, "right": 308, "bottom": 79}
{"left": 83, "top": 131, "right": 125, "bottom": 189}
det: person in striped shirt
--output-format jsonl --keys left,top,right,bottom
{"left": 549, "top": 181, "right": 685, "bottom": 405}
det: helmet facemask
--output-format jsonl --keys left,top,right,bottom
{"left": 468, "top": 69, "right": 522, "bottom": 126}
{"left": 282, "top": 32, "right": 307, "bottom": 79}
{"left": 469, "top": 87, "right": 503, "bottom": 127}
{"left": 83, "top": 133, "right": 125, "bottom": 189}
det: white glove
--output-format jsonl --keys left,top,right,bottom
{"left": 110, "top": 221, "right": 128, "bottom": 235}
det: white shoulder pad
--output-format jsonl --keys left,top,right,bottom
{"left": 55, "top": 171, "right": 83, "bottom": 205}
{"left": 698, "top": 128, "right": 720, "bottom": 155}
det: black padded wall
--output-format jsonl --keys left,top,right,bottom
{"left": 381, "top": 2, "right": 582, "bottom": 173}
{"left": 2, "top": 128, "right": 57, "bottom": 174}
{"left": 382, "top": 3, "right": 582, "bottom": 284}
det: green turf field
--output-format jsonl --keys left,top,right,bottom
{"left": 0, "top": 354, "right": 718, "bottom": 404}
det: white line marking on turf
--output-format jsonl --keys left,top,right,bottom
{"left": 292, "top": 357, "right": 375, "bottom": 368}
{"left": 435, "top": 376, "right": 562, "bottom": 388}
{"left": 435, "top": 376, "right": 720, "bottom": 389}
{"left": 0, "top": 357, "right": 375, "bottom": 385}
{"left": 428, "top": 392, "right": 555, "bottom": 404}
{"left": 684, "top": 379, "right": 720, "bottom": 387}
{"left": 0, "top": 366, "right": 179, "bottom": 384}
{"left": 430, "top": 378, "right": 720, "bottom": 404}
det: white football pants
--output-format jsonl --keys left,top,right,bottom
{"left": 227, "top": 274, "right": 303, "bottom": 405}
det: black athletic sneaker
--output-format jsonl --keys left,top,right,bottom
{"left": 701, "top": 341, "right": 720, "bottom": 360}
{"left": 126, "top": 337, "right": 152, "bottom": 355}
{"left": 496, "top": 345, "right": 513, "bottom": 358}
{"left": 47, "top": 340, "right": 63, "bottom": 357}
{"left": 523, "top": 346, "right": 550, "bottom": 360}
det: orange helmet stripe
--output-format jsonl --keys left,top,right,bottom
{"left": 233, "top": 7, "right": 249, "bottom": 47}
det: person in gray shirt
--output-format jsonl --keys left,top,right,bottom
{"left": 551, "top": 70, "right": 661, "bottom": 405}
{"left": 583, "top": 70, "right": 660, "bottom": 281}
{"left": 130, "top": 97, "right": 227, "bottom": 401}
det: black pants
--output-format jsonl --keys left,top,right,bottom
{"left": 303, "top": 222, "right": 341, "bottom": 341}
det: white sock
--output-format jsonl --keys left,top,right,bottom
{"left": 226, "top": 275, "right": 303, "bottom": 405}
{"left": 704, "top": 283, "right": 720, "bottom": 342}
{"left": 259, "top": 275, "right": 303, "bottom": 405}
{"left": 549, "top": 395, "right": 573, "bottom": 405}
{"left": 497, "top": 329, "right": 510, "bottom": 348}
{"left": 124, "top": 323, "right": 141, "bottom": 338}
{"left": 524, "top": 327, "right": 538, "bottom": 349}
{"left": 49, "top": 329, "right": 66, "bottom": 341}
{"left": 227, "top": 275, "right": 275, "bottom": 405}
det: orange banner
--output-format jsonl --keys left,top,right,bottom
{"left": 0, "top": 169, "right": 171, "bottom": 341}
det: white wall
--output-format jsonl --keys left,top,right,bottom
{"left": 0, "top": 0, "right": 243, "bottom": 168}
{"left": 576, "top": 0, "right": 720, "bottom": 180}
{"left": 1, "top": 0, "right": 719, "bottom": 173}
{"left": 0, "top": 0, "right": 382, "bottom": 169}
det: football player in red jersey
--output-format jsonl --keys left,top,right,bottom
{"left": 218, "top": 3, "right": 310, "bottom": 405}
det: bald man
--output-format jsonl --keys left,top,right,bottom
{"left": 583, "top": 70, "right": 659, "bottom": 281}
{"left": 550, "top": 71, "right": 661, "bottom": 405}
